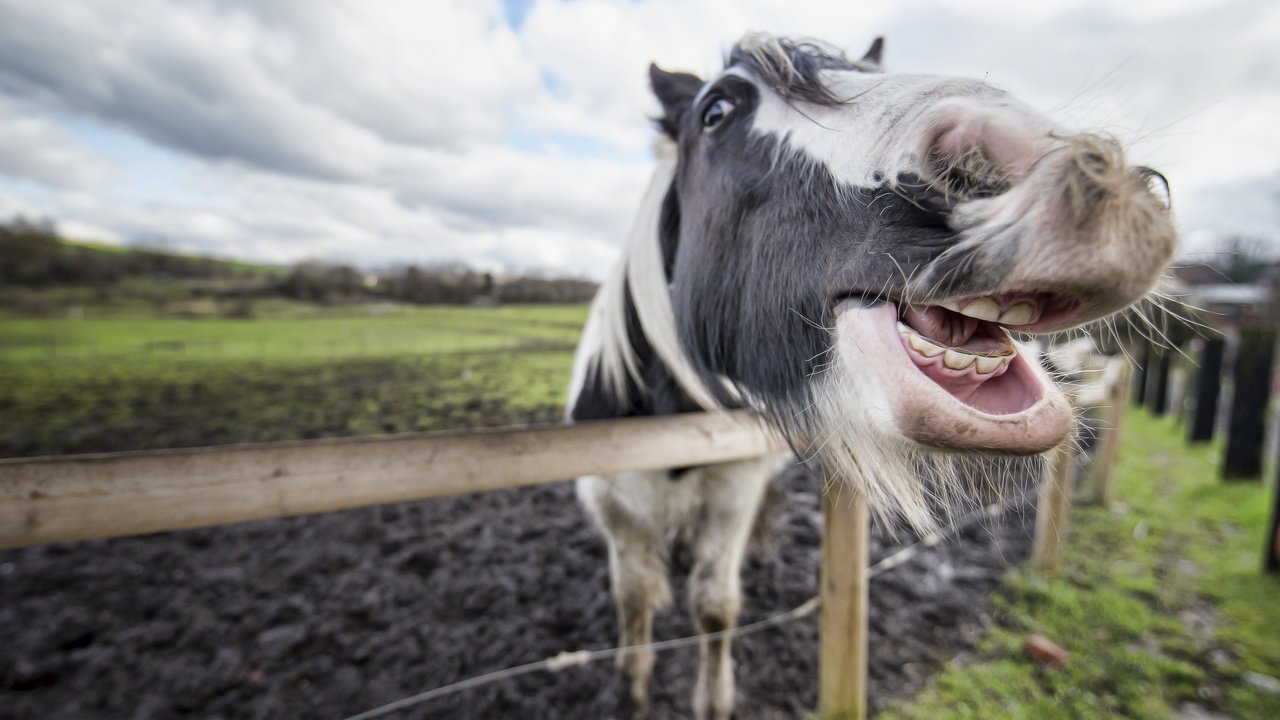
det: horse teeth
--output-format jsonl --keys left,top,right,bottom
{"left": 943, "top": 349, "right": 976, "bottom": 370}
{"left": 939, "top": 297, "right": 1039, "bottom": 326}
{"left": 907, "top": 332, "right": 947, "bottom": 358}
{"left": 956, "top": 297, "right": 1001, "bottom": 322}
{"left": 975, "top": 355, "right": 1002, "bottom": 374}
{"left": 998, "top": 302, "right": 1037, "bottom": 326}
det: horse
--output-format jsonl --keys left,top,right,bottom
{"left": 567, "top": 34, "right": 1176, "bottom": 719}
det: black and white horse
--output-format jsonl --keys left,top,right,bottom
{"left": 568, "top": 34, "right": 1176, "bottom": 719}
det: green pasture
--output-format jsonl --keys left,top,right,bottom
{"left": 0, "top": 304, "right": 587, "bottom": 363}
{"left": 0, "top": 304, "right": 588, "bottom": 457}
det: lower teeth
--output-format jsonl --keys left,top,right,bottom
{"left": 897, "top": 322, "right": 1016, "bottom": 373}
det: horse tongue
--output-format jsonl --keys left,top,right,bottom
{"left": 901, "top": 306, "right": 978, "bottom": 347}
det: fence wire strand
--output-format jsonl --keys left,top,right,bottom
{"left": 343, "top": 488, "right": 1036, "bottom": 720}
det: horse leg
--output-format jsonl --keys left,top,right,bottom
{"left": 687, "top": 460, "right": 774, "bottom": 720}
{"left": 609, "top": 530, "right": 669, "bottom": 707}
{"left": 578, "top": 474, "right": 672, "bottom": 708}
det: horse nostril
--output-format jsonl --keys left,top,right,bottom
{"left": 923, "top": 113, "right": 1029, "bottom": 203}
{"left": 927, "top": 144, "right": 1010, "bottom": 201}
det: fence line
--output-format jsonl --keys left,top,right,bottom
{"left": 0, "top": 410, "right": 784, "bottom": 550}
{"left": 0, "top": 354, "right": 1127, "bottom": 719}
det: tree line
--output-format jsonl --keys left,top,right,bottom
{"left": 1, "top": 218, "right": 260, "bottom": 286}
{"left": 1, "top": 218, "right": 598, "bottom": 305}
{"left": 278, "top": 262, "right": 597, "bottom": 305}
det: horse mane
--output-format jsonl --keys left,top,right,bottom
{"left": 728, "top": 33, "right": 876, "bottom": 107}
{"left": 590, "top": 143, "right": 722, "bottom": 412}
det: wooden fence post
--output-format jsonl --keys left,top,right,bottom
{"left": 1267, "top": 463, "right": 1280, "bottom": 573}
{"left": 1090, "top": 360, "right": 1132, "bottom": 507}
{"left": 1146, "top": 348, "right": 1172, "bottom": 416}
{"left": 1032, "top": 438, "right": 1075, "bottom": 573}
{"left": 820, "top": 486, "right": 869, "bottom": 720}
{"left": 1223, "top": 327, "right": 1277, "bottom": 481}
{"left": 1189, "top": 337, "right": 1226, "bottom": 443}
{"left": 1132, "top": 341, "right": 1151, "bottom": 407}
{"left": 1169, "top": 349, "right": 1191, "bottom": 425}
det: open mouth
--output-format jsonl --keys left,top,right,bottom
{"left": 895, "top": 292, "right": 1078, "bottom": 415}
{"left": 833, "top": 293, "right": 1077, "bottom": 454}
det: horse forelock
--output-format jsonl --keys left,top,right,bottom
{"left": 728, "top": 33, "right": 878, "bottom": 107}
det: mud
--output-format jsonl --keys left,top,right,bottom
{"left": 1, "top": 460, "right": 1035, "bottom": 719}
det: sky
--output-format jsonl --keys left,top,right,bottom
{"left": 0, "top": 0, "right": 1277, "bottom": 279}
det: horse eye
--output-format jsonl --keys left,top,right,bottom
{"left": 701, "top": 98, "right": 735, "bottom": 130}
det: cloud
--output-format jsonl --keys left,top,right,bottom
{"left": 0, "top": 99, "right": 116, "bottom": 189}
{"left": 1, "top": 157, "right": 631, "bottom": 278}
{"left": 0, "top": 0, "right": 1277, "bottom": 278}
{"left": 0, "top": 1, "right": 542, "bottom": 175}
{"left": 0, "top": 0, "right": 660, "bottom": 275}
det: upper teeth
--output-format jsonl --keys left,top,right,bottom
{"left": 898, "top": 322, "right": 1016, "bottom": 373}
{"left": 937, "top": 298, "right": 1038, "bottom": 326}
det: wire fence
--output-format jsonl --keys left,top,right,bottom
{"left": 343, "top": 492, "right": 1027, "bottom": 720}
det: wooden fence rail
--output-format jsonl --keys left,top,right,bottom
{"left": 0, "top": 410, "right": 784, "bottom": 550}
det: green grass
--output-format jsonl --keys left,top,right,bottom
{"left": 882, "top": 411, "right": 1280, "bottom": 719}
{"left": 0, "top": 304, "right": 588, "bottom": 457}
{"left": 0, "top": 304, "right": 587, "bottom": 362}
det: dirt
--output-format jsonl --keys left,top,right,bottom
{"left": 0, "top": 457, "right": 1037, "bottom": 720}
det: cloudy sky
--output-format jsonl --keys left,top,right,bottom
{"left": 1, "top": 0, "right": 1277, "bottom": 279}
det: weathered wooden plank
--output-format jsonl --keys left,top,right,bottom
{"left": 1085, "top": 356, "right": 1136, "bottom": 504}
{"left": 1090, "top": 359, "right": 1132, "bottom": 507}
{"left": 1267, "top": 461, "right": 1280, "bottom": 574}
{"left": 1032, "top": 439, "right": 1074, "bottom": 573}
{"left": 0, "top": 411, "right": 785, "bottom": 549}
{"left": 819, "top": 487, "right": 869, "bottom": 720}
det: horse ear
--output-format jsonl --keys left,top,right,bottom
{"left": 649, "top": 63, "right": 704, "bottom": 139}
{"left": 859, "top": 37, "right": 884, "bottom": 70}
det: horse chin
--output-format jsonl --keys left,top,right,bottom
{"left": 832, "top": 299, "right": 1072, "bottom": 455}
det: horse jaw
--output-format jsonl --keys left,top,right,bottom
{"left": 831, "top": 300, "right": 1073, "bottom": 454}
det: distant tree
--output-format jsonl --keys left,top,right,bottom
{"left": 1211, "top": 235, "right": 1274, "bottom": 284}
{"left": 496, "top": 275, "right": 598, "bottom": 303}
{"left": 279, "top": 262, "right": 365, "bottom": 303}
{"left": 0, "top": 217, "right": 62, "bottom": 284}
{"left": 1, "top": 215, "right": 598, "bottom": 308}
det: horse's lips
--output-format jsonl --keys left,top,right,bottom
{"left": 834, "top": 302, "right": 1072, "bottom": 454}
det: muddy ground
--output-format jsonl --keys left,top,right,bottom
{"left": 0, "top": 457, "right": 1038, "bottom": 719}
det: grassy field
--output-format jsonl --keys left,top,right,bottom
{"left": 0, "top": 303, "right": 586, "bottom": 361}
{"left": 884, "top": 410, "right": 1280, "bottom": 720}
{"left": 0, "top": 303, "right": 588, "bottom": 457}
